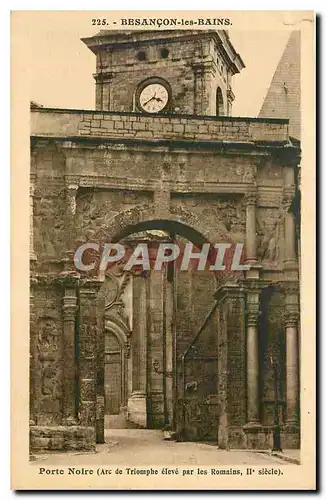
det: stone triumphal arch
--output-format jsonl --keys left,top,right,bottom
{"left": 30, "top": 29, "right": 300, "bottom": 452}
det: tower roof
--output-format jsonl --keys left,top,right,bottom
{"left": 259, "top": 31, "right": 301, "bottom": 140}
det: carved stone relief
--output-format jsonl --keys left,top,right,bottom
{"left": 37, "top": 317, "right": 62, "bottom": 424}
{"left": 38, "top": 318, "right": 60, "bottom": 396}
{"left": 75, "top": 190, "right": 152, "bottom": 242}
{"left": 98, "top": 270, "right": 132, "bottom": 356}
{"left": 176, "top": 197, "right": 246, "bottom": 243}
{"left": 34, "top": 188, "right": 67, "bottom": 257}
{"left": 256, "top": 208, "right": 282, "bottom": 265}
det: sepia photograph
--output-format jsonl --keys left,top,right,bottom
{"left": 11, "top": 11, "right": 315, "bottom": 490}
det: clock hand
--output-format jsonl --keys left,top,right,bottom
{"left": 143, "top": 95, "right": 156, "bottom": 106}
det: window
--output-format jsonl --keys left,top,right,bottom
{"left": 161, "top": 48, "right": 169, "bottom": 59}
{"left": 136, "top": 51, "right": 147, "bottom": 61}
{"left": 216, "top": 87, "right": 225, "bottom": 117}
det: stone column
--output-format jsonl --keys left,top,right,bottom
{"left": 283, "top": 189, "right": 298, "bottom": 272}
{"left": 128, "top": 274, "right": 148, "bottom": 427}
{"left": 283, "top": 284, "right": 300, "bottom": 424}
{"left": 66, "top": 184, "right": 79, "bottom": 216}
{"left": 244, "top": 191, "right": 258, "bottom": 266}
{"left": 246, "top": 289, "right": 261, "bottom": 425}
{"left": 148, "top": 269, "right": 165, "bottom": 428}
{"left": 192, "top": 61, "right": 215, "bottom": 115}
{"left": 94, "top": 72, "right": 114, "bottom": 111}
{"left": 62, "top": 276, "right": 78, "bottom": 425}
{"left": 282, "top": 161, "right": 299, "bottom": 273}
{"left": 30, "top": 176, "right": 36, "bottom": 261}
{"left": 165, "top": 275, "right": 174, "bottom": 426}
{"left": 78, "top": 280, "right": 101, "bottom": 432}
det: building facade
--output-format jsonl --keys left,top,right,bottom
{"left": 30, "top": 30, "right": 301, "bottom": 452}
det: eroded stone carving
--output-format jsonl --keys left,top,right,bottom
{"left": 256, "top": 208, "right": 281, "bottom": 263}
{"left": 34, "top": 188, "right": 66, "bottom": 257}
{"left": 75, "top": 191, "right": 152, "bottom": 242}
{"left": 201, "top": 199, "right": 246, "bottom": 243}
{"left": 98, "top": 270, "right": 132, "bottom": 356}
{"left": 235, "top": 164, "right": 256, "bottom": 183}
{"left": 37, "top": 318, "right": 60, "bottom": 396}
{"left": 103, "top": 271, "right": 131, "bottom": 324}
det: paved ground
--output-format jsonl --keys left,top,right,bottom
{"left": 32, "top": 429, "right": 297, "bottom": 466}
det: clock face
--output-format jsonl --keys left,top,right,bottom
{"left": 139, "top": 83, "right": 169, "bottom": 113}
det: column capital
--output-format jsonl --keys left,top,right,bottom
{"left": 246, "top": 302, "right": 260, "bottom": 327}
{"left": 244, "top": 190, "right": 258, "bottom": 206}
{"left": 247, "top": 311, "right": 260, "bottom": 327}
{"left": 246, "top": 286, "right": 261, "bottom": 327}
{"left": 66, "top": 183, "right": 79, "bottom": 193}
{"left": 79, "top": 278, "right": 102, "bottom": 296}
{"left": 63, "top": 287, "right": 78, "bottom": 319}
{"left": 242, "top": 278, "right": 266, "bottom": 295}
{"left": 277, "top": 280, "right": 299, "bottom": 295}
{"left": 56, "top": 271, "right": 81, "bottom": 289}
{"left": 282, "top": 187, "right": 296, "bottom": 212}
{"left": 284, "top": 309, "right": 299, "bottom": 328}
{"left": 93, "top": 71, "right": 114, "bottom": 83}
{"left": 213, "top": 283, "right": 245, "bottom": 302}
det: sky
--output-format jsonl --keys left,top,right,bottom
{"left": 28, "top": 20, "right": 290, "bottom": 117}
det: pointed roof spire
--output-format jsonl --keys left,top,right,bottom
{"left": 259, "top": 31, "right": 301, "bottom": 140}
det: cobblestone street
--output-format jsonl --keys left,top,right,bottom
{"left": 31, "top": 429, "right": 298, "bottom": 466}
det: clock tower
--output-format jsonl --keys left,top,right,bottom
{"left": 82, "top": 29, "right": 245, "bottom": 116}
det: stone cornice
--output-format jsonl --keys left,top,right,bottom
{"left": 276, "top": 280, "right": 300, "bottom": 295}
{"left": 213, "top": 282, "right": 245, "bottom": 303}
{"left": 31, "top": 135, "right": 293, "bottom": 153}
{"left": 30, "top": 271, "right": 81, "bottom": 288}
{"left": 240, "top": 278, "right": 280, "bottom": 293}
{"left": 31, "top": 106, "right": 289, "bottom": 124}
{"left": 93, "top": 71, "right": 114, "bottom": 83}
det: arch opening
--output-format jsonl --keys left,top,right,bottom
{"left": 112, "top": 218, "right": 209, "bottom": 246}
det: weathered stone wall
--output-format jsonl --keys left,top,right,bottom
{"left": 31, "top": 108, "right": 289, "bottom": 143}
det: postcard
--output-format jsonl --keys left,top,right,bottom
{"left": 11, "top": 10, "right": 315, "bottom": 490}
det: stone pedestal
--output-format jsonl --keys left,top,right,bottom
{"left": 127, "top": 391, "right": 147, "bottom": 428}
{"left": 30, "top": 425, "right": 95, "bottom": 452}
{"left": 214, "top": 285, "right": 247, "bottom": 449}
